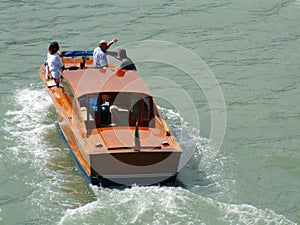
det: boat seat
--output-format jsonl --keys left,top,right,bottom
{"left": 80, "top": 107, "right": 94, "bottom": 121}
{"left": 110, "top": 105, "right": 129, "bottom": 126}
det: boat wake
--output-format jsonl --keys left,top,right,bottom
{"left": 3, "top": 88, "right": 54, "bottom": 164}
{"left": 158, "top": 106, "right": 233, "bottom": 193}
{"left": 59, "top": 186, "right": 295, "bottom": 225}
{"left": 58, "top": 106, "right": 294, "bottom": 225}
{"left": 158, "top": 106, "right": 216, "bottom": 171}
{"left": 2, "top": 87, "right": 92, "bottom": 224}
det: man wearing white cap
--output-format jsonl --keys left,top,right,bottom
{"left": 93, "top": 38, "right": 118, "bottom": 68}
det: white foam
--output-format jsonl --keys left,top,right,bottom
{"left": 1, "top": 88, "right": 77, "bottom": 223}
{"left": 59, "top": 186, "right": 296, "bottom": 225}
{"left": 219, "top": 202, "right": 296, "bottom": 225}
{"left": 3, "top": 88, "right": 55, "bottom": 163}
{"left": 58, "top": 186, "right": 191, "bottom": 224}
{"left": 158, "top": 106, "right": 238, "bottom": 198}
{"left": 158, "top": 106, "right": 212, "bottom": 171}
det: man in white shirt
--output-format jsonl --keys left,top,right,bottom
{"left": 93, "top": 38, "right": 118, "bottom": 68}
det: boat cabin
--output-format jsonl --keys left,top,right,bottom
{"left": 77, "top": 91, "right": 157, "bottom": 129}
{"left": 59, "top": 55, "right": 163, "bottom": 136}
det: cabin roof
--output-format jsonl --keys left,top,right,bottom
{"left": 62, "top": 68, "right": 152, "bottom": 98}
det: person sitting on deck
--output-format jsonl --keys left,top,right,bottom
{"left": 46, "top": 41, "right": 64, "bottom": 88}
{"left": 117, "top": 48, "right": 137, "bottom": 71}
{"left": 93, "top": 38, "right": 118, "bottom": 68}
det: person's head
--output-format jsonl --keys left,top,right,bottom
{"left": 48, "top": 41, "right": 60, "bottom": 54}
{"left": 118, "top": 48, "right": 127, "bottom": 60}
{"left": 99, "top": 40, "right": 108, "bottom": 52}
{"left": 102, "top": 94, "right": 109, "bottom": 102}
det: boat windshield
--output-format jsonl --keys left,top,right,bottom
{"left": 78, "top": 92, "right": 157, "bottom": 129}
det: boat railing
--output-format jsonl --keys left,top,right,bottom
{"left": 62, "top": 50, "right": 93, "bottom": 57}
{"left": 62, "top": 50, "right": 120, "bottom": 70}
{"left": 62, "top": 51, "right": 94, "bottom": 69}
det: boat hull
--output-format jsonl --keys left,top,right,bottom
{"left": 56, "top": 109, "right": 181, "bottom": 186}
{"left": 40, "top": 55, "right": 183, "bottom": 187}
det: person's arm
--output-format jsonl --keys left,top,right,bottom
{"left": 107, "top": 38, "right": 118, "bottom": 49}
{"left": 106, "top": 51, "right": 118, "bottom": 59}
{"left": 56, "top": 54, "right": 65, "bottom": 71}
{"left": 57, "top": 50, "right": 63, "bottom": 57}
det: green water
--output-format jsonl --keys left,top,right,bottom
{"left": 0, "top": 0, "right": 299, "bottom": 224}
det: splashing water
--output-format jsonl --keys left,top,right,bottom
{"left": 58, "top": 186, "right": 295, "bottom": 225}
{"left": 158, "top": 106, "right": 211, "bottom": 170}
{"left": 2, "top": 87, "right": 92, "bottom": 224}
{"left": 3, "top": 88, "right": 54, "bottom": 163}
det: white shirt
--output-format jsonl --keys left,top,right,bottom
{"left": 47, "top": 52, "right": 64, "bottom": 79}
{"left": 93, "top": 47, "right": 108, "bottom": 68}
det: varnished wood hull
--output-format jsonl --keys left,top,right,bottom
{"left": 40, "top": 54, "right": 182, "bottom": 186}
{"left": 56, "top": 115, "right": 181, "bottom": 186}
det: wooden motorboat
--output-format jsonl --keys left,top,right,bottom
{"left": 40, "top": 51, "right": 182, "bottom": 186}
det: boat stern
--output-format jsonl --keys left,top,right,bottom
{"left": 89, "top": 150, "right": 181, "bottom": 186}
